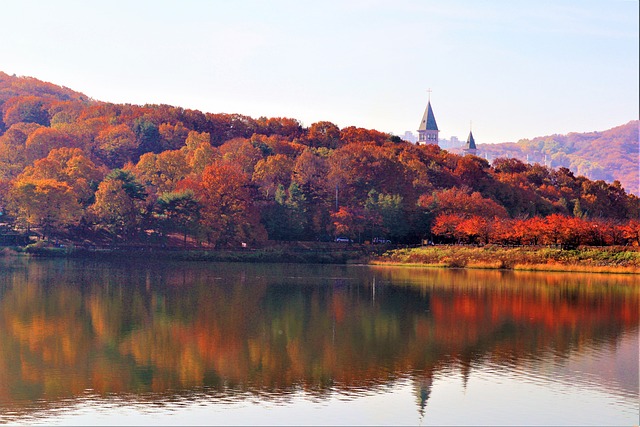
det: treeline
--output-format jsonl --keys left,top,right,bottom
{"left": 431, "top": 212, "right": 640, "bottom": 248}
{"left": 0, "top": 72, "right": 638, "bottom": 248}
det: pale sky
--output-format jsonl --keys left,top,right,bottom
{"left": 1, "top": 0, "right": 638, "bottom": 143}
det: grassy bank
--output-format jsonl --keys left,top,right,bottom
{"left": 372, "top": 245, "right": 640, "bottom": 274}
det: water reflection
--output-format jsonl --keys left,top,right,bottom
{"left": 0, "top": 258, "right": 637, "bottom": 424}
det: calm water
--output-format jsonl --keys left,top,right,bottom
{"left": 0, "top": 257, "right": 637, "bottom": 426}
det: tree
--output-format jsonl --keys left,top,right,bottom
{"left": 492, "top": 157, "right": 530, "bottom": 174}
{"left": 538, "top": 214, "right": 589, "bottom": 249}
{"left": 261, "top": 182, "right": 308, "bottom": 241}
{"left": 156, "top": 190, "right": 201, "bottom": 246}
{"left": 455, "top": 216, "right": 492, "bottom": 245}
{"left": 489, "top": 217, "right": 517, "bottom": 245}
{"left": 134, "top": 150, "right": 190, "bottom": 196}
{"left": 0, "top": 122, "right": 42, "bottom": 177}
{"left": 197, "top": 162, "right": 266, "bottom": 247}
{"left": 620, "top": 219, "right": 640, "bottom": 246}
{"left": 8, "top": 178, "right": 81, "bottom": 238}
{"left": 90, "top": 170, "right": 147, "bottom": 239}
{"left": 431, "top": 213, "right": 465, "bottom": 243}
{"left": 24, "top": 127, "right": 77, "bottom": 163}
{"left": 18, "top": 147, "right": 104, "bottom": 205}
{"left": 418, "top": 187, "right": 508, "bottom": 219}
{"left": 49, "top": 100, "right": 84, "bottom": 127}
{"left": 218, "top": 138, "right": 263, "bottom": 174}
{"left": 540, "top": 214, "right": 565, "bottom": 247}
{"left": 261, "top": 185, "right": 289, "bottom": 241}
{"left": 327, "top": 143, "right": 407, "bottom": 208}
{"left": 182, "top": 130, "right": 218, "bottom": 174}
{"left": 256, "top": 116, "right": 303, "bottom": 138}
{"left": 306, "top": 121, "right": 340, "bottom": 148}
{"left": 2, "top": 96, "right": 50, "bottom": 127}
{"left": 159, "top": 121, "right": 190, "bottom": 151}
{"left": 364, "top": 190, "right": 408, "bottom": 242}
{"left": 522, "top": 217, "right": 545, "bottom": 246}
{"left": 282, "top": 181, "right": 308, "bottom": 240}
{"left": 339, "top": 126, "right": 389, "bottom": 145}
{"left": 133, "top": 117, "right": 161, "bottom": 155}
{"left": 292, "top": 149, "right": 331, "bottom": 238}
{"left": 452, "top": 155, "right": 493, "bottom": 192}
{"left": 252, "top": 154, "right": 294, "bottom": 198}
{"left": 95, "top": 124, "right": 138, "bottom": 168}
{"left": 331, "top": 206, "right": 365, "bottom": 242}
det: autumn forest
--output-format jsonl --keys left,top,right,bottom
{"left": 0, "top": 72, "right": 638, "bottom": 249}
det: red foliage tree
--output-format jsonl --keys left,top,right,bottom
{"left": 620, "top": 219, "right": 640, "bottom": 246}
{"left": 331, "top": 206, "right": 366, "bottom": 241}
{"left": 418, "top": 187, "right": 508, "bottom": 219}
{"left": 431, "top": 213, "right": 465, "bottom": 243}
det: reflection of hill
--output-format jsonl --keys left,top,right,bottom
{"left": 0, "top": 259, "right": 637, "bottom": 418}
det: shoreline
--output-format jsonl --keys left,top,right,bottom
{"left": 2, "top": 244, "right": 639, "bottom": 274}
{"left": 369, "top": 260, "right": 640, "bottom": 274}
{"left": 371, "top": 245, "right": 640, "bottom": 275}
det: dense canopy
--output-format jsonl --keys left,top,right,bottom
{"left": 0, "top": 72, "right": 638, "bottom": 248}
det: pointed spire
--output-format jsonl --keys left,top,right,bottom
{"left": 418, "top": 101, "right": 439, "bottom": 131}
{"left": 466, "top": 130, "right": 476, "bottom": 150}
{"left": 413, "top": 373, "right": 433, "bottom": 419}
{"left": 464, "top": 120, "right": 477, "bottom": 152}
{"left": 417, "top": 90, "right": 439, "bottom": 145}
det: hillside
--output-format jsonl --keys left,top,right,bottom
{"left": 0, "top": 72, "right": 638, "bottom": 249}
{"left": 0, "top": 71, "right": 92, "bottom": 133}
{"left": 470, "top": 121, "right": 639, "bottom": 195}
{"left": 0, "top": 71, "right": 89, "bottom": 106}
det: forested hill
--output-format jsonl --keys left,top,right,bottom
{"left": 473, "top": 121, "right": 639, "bottom": 196}
{"left": 0, "top": 71, "right": 89, "bottom": 106}
{"left": 0, "top": 72, "right": 638, "bottom": 248}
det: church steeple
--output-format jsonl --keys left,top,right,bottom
{"left": 417, "top": 90, "right": 439, "bottom": 145}
{"left": 464, "top": 123, "right": 477, "bottom": 155}
{"left": 466, "top": 131, "right": 476, "bottom": 150}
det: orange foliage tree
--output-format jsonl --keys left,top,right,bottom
{"left": 18, "top": 148, "right": 104, "bottom": 204}
{"left": 197, "top": 162, "right": 266, "bottom": 247}
{"left": 90, "top": 170, "right": 147, "bottom": 239}
{"left": 8, "top": 178, "right": 82, "bottom": 238}
{"left": 94, "top": 124, "right": 138, "bottom": 168}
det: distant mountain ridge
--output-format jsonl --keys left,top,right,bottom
{"left": 472, "top": 121, "right": 639, "bottom": 195}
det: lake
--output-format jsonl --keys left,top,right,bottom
{"left": 0, "top": 257, "right": 637, "bottom": 425}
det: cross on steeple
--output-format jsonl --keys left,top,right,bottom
{"left": 417, "top": 89, "right": 439, "bottom": 145}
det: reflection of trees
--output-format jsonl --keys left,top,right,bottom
{"left": 0, "top": 259, "right": 637, "bottom": 415}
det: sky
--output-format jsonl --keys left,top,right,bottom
{"left": 0, "top": 0, "right": 637, "bottom": 144}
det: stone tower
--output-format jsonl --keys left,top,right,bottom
{"left": 417, "top": 93, "right": 439, "bottom": 145}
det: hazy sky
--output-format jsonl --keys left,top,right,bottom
{"left": 1, "top": 0, "right": 637, "bottom": 143}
